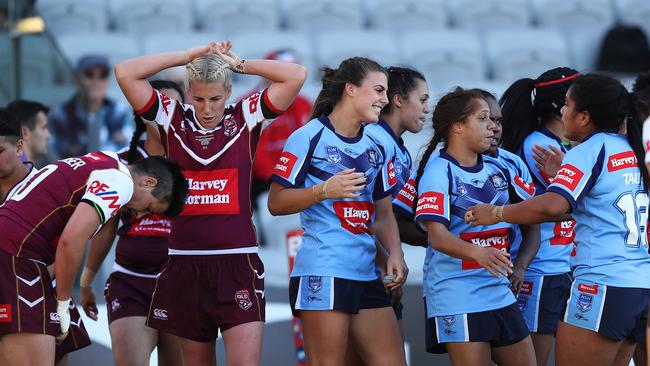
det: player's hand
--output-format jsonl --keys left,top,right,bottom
{"left": 80, "top": 286, "right": 98, "bottom": 321}
{"left": 389, "top": 286, "right": 404, "bottom": 309}
{"left": 465, "top": 204, "right": 499, "bottom": 226}
{"left": 324, "top": 169, "right": 367, "bottom": 199}
{"left": 212, "top": 40, "right": 246, "bottom": 73}
{"left": 532, "top": 144, "right": 564, "bottom": 179}
{"left": 471, "top": 247, "right": 513, "bottom": 278}
{"left": 55, "top": 298, "right": 71, "bottom": 343}
{"left": 386, "top": 251, "right": 408, "bottom": 290}
{"left": 184, "top": 42, "right": 215, "bottom": 64}
{"left": 509, "top": 265, "right": 526, "bottom": 296}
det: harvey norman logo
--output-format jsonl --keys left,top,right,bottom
{"left": 607, "top": 151, "right": 637, "bottom": 172}
{"left": 415, "top": 192, "right": 445, "bottom": 216}
{"left": 333, "top": 201, "right": 374, "bottom": 234}
{"left": 459, "top": 227, "right": 510, "bottom": 270}
{"left": 552, "top": 164, "right": 584, "bottom": 191}
{"left": 181, "top": 169, "right": 239, "bottom": 216}
{"left": 272, "top": 152, "right": 298, "bottom": 180}
{"left": 396, "top": 179, "right": 416, "bottom": 207}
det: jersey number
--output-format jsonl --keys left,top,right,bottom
{"left": 10, "top": 165, "right": 59, "bottom": 202}
{"left": 614, "top": 191, "right": 649, "bottom": 248}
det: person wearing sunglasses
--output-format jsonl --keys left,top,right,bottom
{"left": 49, "top": 54, "right": 133, "bottom": 160}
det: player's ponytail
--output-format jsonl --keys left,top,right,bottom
{"left": 309, "top": 57, "right": 386, "bottom": 120}
{"left": 500, "top": 67, "right": 579, "bottom": 152}
{"left": 412, "top": 87, "right": 484, "bottom": 211}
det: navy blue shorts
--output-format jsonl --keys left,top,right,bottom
{"left": 423, "top": 297, "right": 447, "bottom": 354}
{"left": 429, "top": 302, "right": 529, "bottom": 347}
{"left": 564, "top": 280, "right": 649, "bottom": 342}
{"left": 516, "top": 273, "right": 571, "bottom": 334}
{"left": 289, "top": 276, "right": 390, "bottom": 317}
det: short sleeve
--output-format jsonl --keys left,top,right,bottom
{"left": 81, "top": 169, "right": 134, "bottom": 224}
{"left": 270, "top": 128, "right": 312, "bottom": 188}
{"left": 136, "top": 89, "right": 179, "bottom": 132}
{"left": 547, "top": 143, "right": 604, "bottom": 211}
{"left": 241, "top": 89, "right": 285, "bottom": 131}
{"left": 415, "top": 161, "right": 451, "bottom": 230}
{"left": 504, "top": 155, "right": 536, "bottom": 202}
{"left": 392, "top": 173, "right": 417, "bottom": 218}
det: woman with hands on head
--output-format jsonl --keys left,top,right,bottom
{"left": 115, "top": 40, "right": 307, "bottom": 366}
{"left": 467, "top": 74, "right": 650, "bottom": 366}
{"left": 268, "top": 57, "right": 408, "bottom": 366}
{"left": 413, "top": 87, "right": 536, "bottom": 366}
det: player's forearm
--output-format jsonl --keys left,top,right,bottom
{"left": 426, "top": 223, "right": 479, "bottom": 261}
{"left": 244, "top": 59, "right": 307, "bottom": 87}
{"left": 502, "top": 193, "right": 569, "bottom": 225}
{"left": 55, "top": 238, "right": 86, "bottom": 300}
{"left": 85, "top": 218, "right": 118, "bottom": 273}
{"left": 513, "top": 224, "right": 540, "bottom": 271}
{"left": 268, "top": 183, "right": 324, "bottom": 215}
{"left": 115, "top": 52, "right": 187, "bottom": 83}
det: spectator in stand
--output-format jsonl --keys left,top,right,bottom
{"left": 49, "top": 54, "right": 131, "bottom": 158}
{"left": 5, "top": 100, "right": 51, "bottom": 166}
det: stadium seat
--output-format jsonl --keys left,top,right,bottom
{"left": 450, "top": 0, "right": 531, "bottom": 30}
{"left": 533, "top": 0, "right": 615, "bottom": 32}
{"left": 195, "top": 0, "right": 281, "bottom": 36}
{"left": 565, "top": 28, "right": 609, "bottom": 72}
{"left": 316, "top": 31, "right": 400, "bottom": 70}
{"left": 36, "top": 0, "right": 108, "bottom": 35}
{"left": 0, "top": 33, "right": 57, "bottom": 92}
{"left": 56, "top": 33, "right": 140, "bottom": 67}
{"left": 282, "top": 0, "right": 364, "bottom": 33}
{"left": 110, "top": 0, "right": 194, "bottom": 34}
{"left": 400, "top": 30, "right": 485, "bottom": 88}
{"left": 366, "top": 0, "right": 448, "bottom": 32}
{"left": 485, "top": 29, "right": 570, "bottom": 82}
{"left": 614, "top": 0, "right": 650, "bottom": 35}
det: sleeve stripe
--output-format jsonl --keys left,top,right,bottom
{"left": 546, "top": 187, "right": 577, "bottom": 212}
{"left": 81, "top": 198, "right": 106, "bottom": 223}
{"left": 135, "top": 89, "right": 157, "bottom": 115}
{"left": 262, "top": 89, "right": 286, "bottom": 116}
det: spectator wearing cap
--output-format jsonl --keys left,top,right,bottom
{"left": 48, "top": 54, "right": 131, "bottom": 158}
{"left": 5, "top": 100, "right": 51, "bottom": 166}
{"left": 240, "top": 48, "right": 313, "bottom": 209}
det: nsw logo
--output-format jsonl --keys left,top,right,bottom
{"left": 576, "top": 293, "right": 592, "bottom": 313}
{"left": 367, "top": 148, "right": 379, "bottom": 168}
{"left": 442, "top": 316, "right": 456, "bottom": 335}
{"left": 236, "top": 290, "right": 253, "bottom": 311}
{"left": 308, "top": 276, "right": 322, "bottom": 293}
{"left": 517, "top": 296, "right": 528, "bottom": 311}
{"left": 455, "top": 178, "right": 467, "bottom": 196}
{"left": 326, "top": 146, "right": 341, "bottom": 164}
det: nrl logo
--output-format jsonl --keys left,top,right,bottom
{"left": 326, "top": 146, "right": 341, "bottom": 164}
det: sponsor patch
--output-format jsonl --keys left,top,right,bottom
{"left": 273, "top": 152, "right": 298, "bottom": 180}
{"left": 607, "top": 151, "right": 637, "bottom": 172}
{"left": 182, "top": 169, "right": 239, "bottom": 216}
{"left": 395, "top": 179, "right": 417, "bottom": 208}
{"left": 153, "top": 308, "right": 168, "bottom": 320}
{"left": 127, "top": 214, "right": 172, "bottom": 236}
{"left": 236, "top": 290, "right": 253, "bottom": 310}
{"left": 416, "top": 192, "right": 445, "bottom": 216}
{"left": 459, "top": 227, "right": 510, "bottom": 270}
{"left": 514, "top": 175, "right": 536, "bottom": 196}
{"left": 552, "top": 164, "right": 584, "bottom": 191}
{"left": 0, "top": 304, "right": 11, "bottom": 322}
{"left": 578, "top": 283, "right": 598, "bottom": 295}
{"left": 550, "top": 220, "right": 576, "bottom": 245}
{"left": 88, "top": 180, "right": 122, "bottom": 217}
{"left": 519, "top": 281, "right": 533, "bottom": 296}
{"left": 333, "top": 201, "right": 375, "bottom": 235}
{"left": 387, "top": 160, "right": 397, "bottom": 187}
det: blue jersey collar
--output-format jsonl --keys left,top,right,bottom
{"left": 538, "top": 127, "right": 564, "bottom": 145}
{"left": 440, "top": 149, "right": 484, "bottom": 173}
{"left": 318, "top": 114, "right": 364, "bottom": 143}
{"left": 581, "top": 128, "right": 619, "bottom": 142}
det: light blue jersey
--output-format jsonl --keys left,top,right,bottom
{"left": 415, "top": 151, "right": 535, "bottom": 316}
{"left": 519, "top": 129, "right": 576, "bottom": 276}
{"left": 547, "top": 132, "right": 650, "bottom": 289}
{"left": 365, "top": 120, "right": 412, "bottom": 200}
{"left": 271, "top": 115, "right": 396, "bottom": 281}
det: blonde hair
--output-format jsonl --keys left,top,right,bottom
{"left": 185, "top": 53, "right": 231, "bottom": 90}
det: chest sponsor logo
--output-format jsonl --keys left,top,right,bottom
{"left": 490, "top": 173, "right": 508, "bottom": 190}
{"left": 578, "top": 283, "right": 598, "bottom": 295}
{"left": 552, "top": 164, "right": 584, "bottom": 191}
{"left": 273, "top": 152, "right": 298, "bottom": 180}
{"left": 416, "top": 192, "right": 445, "bottom": 216}
{"left": 0, "top": 304, "right": 11, "bottom": 322}
{"left": 387, "top": 160, "right": 397, "bottom": 187}
{"left": 236, "top": 290, "right": 253, "bottom": 310}
{"left": 607, "top": 151, "right": 637, "bottom": 172}
{"left": 223, "top": 118, "right": 238, "bottom": 137}
{"left": 326, "top": 146, "right": 341, "bottom": 164}
{"left": 396, "top": 179, "right": 416, "bottom": 208}
{"left": 459, "top": 227, "right": 510, "bottom": 270}
{"left": 88, "top": 180, "right": 122, "bottom": 217}
{"left": 519, "top": 281, "right": 533, "bottom": 296}
{"left": 333, "top": 201, "right": 375, "bottom": 235}
{"left": 127, "top": 214, "right": 172, "bottom": 236}
{"left": 181, "top": 169, "right": 239, "bottom": 216}
{"left": 514, "top": 175, "right": 536, "bottom": 196}
{"left": 550, "top": 220, "right": 575, "bottom": 245}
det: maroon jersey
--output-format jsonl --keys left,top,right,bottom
{"left": 137, "top": 88, "right": 281, "bottom": 253}
{"left": 0, "top": 152, "right": 133, "bottom": 264}
{"left": 115, "top": 146, "right": 170, "bottom": 275}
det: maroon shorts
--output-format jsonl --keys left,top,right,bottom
{"left": 54, "top": 298, "right": 91, "bottom": 363}
{"left": 104, "top": 271, "right": 157, "bottom": 324}
{"left": 146, "top": 253, "right": 265, "bottom": 342}
{"left": 0, "top": 250, "right": 58, "bottom": 337}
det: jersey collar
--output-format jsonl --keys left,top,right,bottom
{"left": 318, "top": 114, "right": 364, "bottom": 143}
{"left": 440, "top": 149, "right": 484, "bottom": 173}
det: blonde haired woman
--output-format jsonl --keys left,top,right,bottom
{"left": 115, "top": 41, "right": 307, "bottom": 366}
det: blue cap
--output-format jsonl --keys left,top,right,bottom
{"left": 76, "top": 54, "right": 110, "bottom": 72}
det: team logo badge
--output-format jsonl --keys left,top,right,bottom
{"left": 395, "top": 163, "right": 403, "bottom": 176}
{"left": 111, "top": 299, "right": 122, "bottom": 312}
{"left": 517, "top": 296, "right": 528, "bottom": 312}
{"left": 223, "top": 118, "right": 237, "bottom": 137}
{"left": 326, "top": 146, "right": 341, "bottom": 164}
{"left": 367, "top": 148, "right": 379, "bottom": 168}
{"left": 442, "top": 316, "right": 456, "bottom": 335}
{"left": 455, "top": 178, "right": 467, "bottom": 196}
{"left": 308, "top": 276, "right": 322, "bottom": 293}
{"left": 235, "top": 290, "right": 253, "bottom": 310}
{"left": 490, "top": 173, "right": 507, "bottom": 190}
{"left": 576, "top": 293, "right": 592, "bottom": 313}
{"left": 153, "top": 308, "right": 168, "bottom": 319}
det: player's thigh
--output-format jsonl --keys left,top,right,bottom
{"left": 0, "top": 332, "right": 55, "bottom": 366}
{"left": 349, "top": 306, "right": 406, "bottom": 366}
{"left": 491, "top": 335, "right": 536, "bottom": 366}
{"left": 445, "top": 341, "right": 491, "bottom": 366}
{"left": 611, "top": 338, "right": 636, "bottom": 366}
{"left": 157, "top": 331, "right": 184, "bottom": 366}
{"left": 178, "top": 337, "right": 216, "bottom": 366}
{"left": 222, "top": 321, "right": 264, "bottom": 366}
{"left": 530, "top": 333, "right": 554, "bottom": 366}
{"left": 109, "top": 316, "right": 158, "bottom": 366}
{"left": 556, "top": 321, "right": 621, "bottom": 366}
{"left": 300, "top": 310, "right": 351, "bottom": 366}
